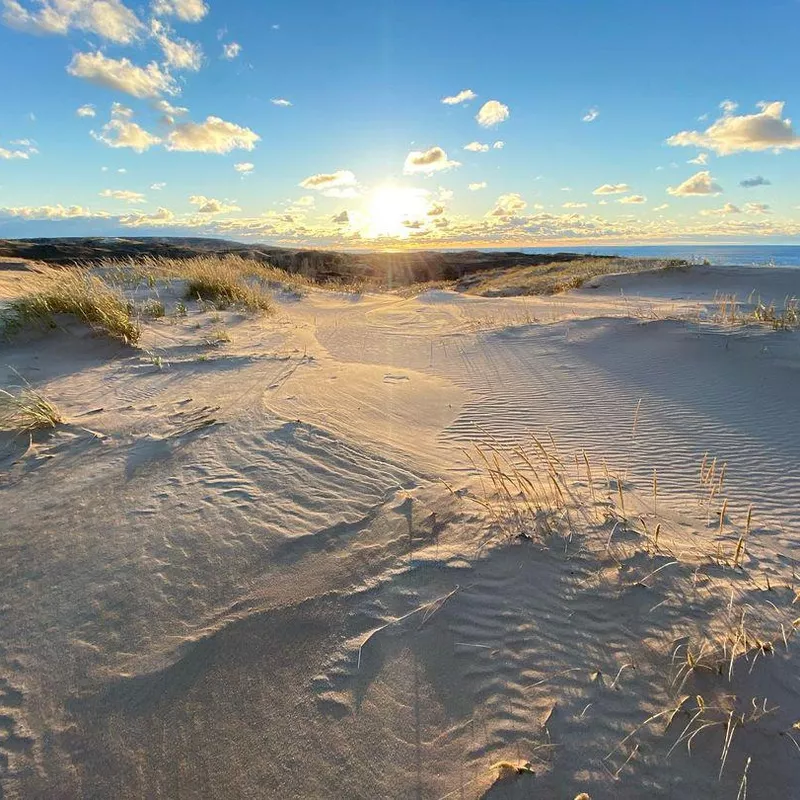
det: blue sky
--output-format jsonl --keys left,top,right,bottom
{"left": 1, "top": 0, "right": 799, "bottom": 247}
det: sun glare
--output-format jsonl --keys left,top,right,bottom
{"left": 362, "top": 186, "right": 430, "bottom": 239}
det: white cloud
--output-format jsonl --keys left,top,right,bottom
{"left": 464, "top": 141, "right": 489, "bottom": 152}
{"left": 99, "top": 188, "right": 145, "bottom": 203}
{"left": 667, "top": 101, "right": 800, "bottom": 155}
{"left": 119, "top": 206, "right": 175, "bottom": 227}
{"left": 592, "top": 183, "right": 630, "bottom": 195}
{"left": 165, "top": 116, "right": 260, "bottom": 153}
{"left": 293, "top": 195, "right": 315, "bottom": 207}
{"left": 442, "top": 88, "right": 476, "bottom": 105}
{"left": 582, "top": 107, "right": 599, "bottom": 122}
{"left": 151, "top": 182, "right": 166, "bottom": 190}
{"left": 111, "top": 101, "right": 133, "bottom": 118}
{"left": 688, "top": 152, "right": 708, "bottom": 165}
{"left": 652, "top": 203, "right": 669, "bottom": 212}
{"left": 151, "top": 19, "right": 202, "bottom": 71}
{"left": 0, "top": 146, "right": 30, "bottom": 160}
{"left": 618, "top": 194, "right": 647, "bottom": 204}
{"left": 744, "top": 202, "right": 770, "bottom": 215}
{"left": 700, "top": 203, "right": 741, "bottom": 216}
{"left": 234, "top": 162, "right": 254, "bottom": 174}
{"left": 67, "top": 52, "right": 177, "bottom": 99}
{"left": 490, "top": 192, "right": 526, "bottom": 217}
{"left": 476, "top": 100, "right": 509, "bottom": 127}
{"left": 667, "top": 170, "right": 723, "bottom": 196}
{"left": 153, "top": 98, "right": 188, "bottom": 123}
{"left": 468, "top": 182, "right": 487, "bottom": 191}
{"left": 720, "top": 99, "right": 738, "bottom": 115}
{"left": 0, "top": 203, "right": 110, "bottom": 219}
{"left": 151, "top": 0, "right": 207, "bottom": 22}
{"left": 3, "top": 0, "right": 142, "bottom": 43}
{"left": 76, "top": 103, "right": 96, "bottom": 118}
{"left": 299, "top": 170, "right": 358, "bottom": 198}
{"left": 91, "top": 118, "right": 162, "bottom": 152}
{"left": 563, "top": 201, "right": 587, "bottom": 208}
{"left": 189, "top": 195, "right": 240, "bottom": 214}
{"left": 403, "top": 146, "right": 460, "bottom": 175}
{"left": 222, "top": 41, "right": 241, "bottom": 59}
{"left": 492, "top": 141, "right": 504, "bottom": 149}
{"left": 270, "top": 98, "right": 292, "bottom": 107}
{"left": 740, "top": 175, "right": 770, "bottom": 188}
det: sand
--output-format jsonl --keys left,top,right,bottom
{"left": 2, "top": 260, "right": 800, "bottom": 798}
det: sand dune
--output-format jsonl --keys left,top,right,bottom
{"left": 2, "top": 260, "right": 800, "bottom": 798}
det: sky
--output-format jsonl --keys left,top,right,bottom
{"left": 1, "top": 0, "right": 800, "bottom": 249}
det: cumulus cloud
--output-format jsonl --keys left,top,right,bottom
{"left": 293, "top": 196, "right": 314, "bottom": 207}
{"left": 151, "top": 19, "right": 202, "bottom": 71}
{"left": 151, "top": 0, "right": 207, "bottom": 22}
{"left": 332, "top": 210, "right": 349, "bottom": 224}
{"left": 427, "top": 203, "right": 445, "bottom": 216}
{"left": 653, "top": 203, "right": 669, "bottom": 212}
{"left": 165, "top": 116, "right": 260, "bottom": 153}
{"left": 582, "top": 107, "right": 599, "bottom": 122}
{"left": 744, "top": 202, "right": 770, "bottom": 214}
{"left": 299, "top": 169, "right": 359, "bottom": 197}
{"left": 468, "top": 182, "right": 487, "bottom": 191}
{"left": 189, "top": 195, "right": 240, "bottom": 214}
{"left": 234, "top": 162, "right": 254, "bottom": 174}
{"left": 67, "top": 52, "right": 177, "bottom": 99}
{"left": 618, "top": 194, "right": 647, "bottom": 204}
{"left": 92, "top": 118, "right": 161, "bottom": 152}
{"left": 464, "top": 141, "right": 489, "bottom": 152}
{"left": 720, "top": 99, "right": 738, "bottom": 114}
{"left": 270, "top": 98, "right": 292, "bottom": 107}
{"left": 403, "top": 146, "right": 460, "bottom": 175}
{"left": 99, "top": 188, "right": 145, "bottom": 203}
{"left": 740, "top": 175, "right": 771, "bottom": 188}
{"left": 0, "top": 203, "right": 110, "bottom": 219}
{"left": 0, "top": 145, "right": 30, "bottom": 160}
{"left": 119, "top": 206, "right": 175, "bottom": 227}
{"left": 492, "top": 141, "right": 504, "bottom": 149}
{"left": 3, "top": 0, "right": 142, "bottom": 43}
{"left": 441, "top": 88, "right": 476, "bottom": 105}
{"left": 76, "top": 103, "right": 96, "bottom": 118}
{"left": 222, "top": 41, "right": 241, "bottom": 59}
{"left": 667, "top": 101, "right": 800, "bottom": 155}
{"left": 490, "top": 192, "right": 526, "bottom": 217}
{"left": 476, "top": 100, "right": 509, "bottom": 127}
{"left": 688, "top": 152, "right": 708, "bottom": 165}
{"left": 700, "top": 203, "right": 741, "bottom": 216}
{"left": 111, "top": 101, "right": 133, "bottom": 118}
{"left": 667, "top": 170, "right": 723, "bottom": 196}
{"left": 592, "top": 183, "right": 630, "bottom": 195}
{"left": 563, "top": 201, "right": 587, "bottom": 208}
{"left": 151, "top": 182, "right": 166, "bottom": 189}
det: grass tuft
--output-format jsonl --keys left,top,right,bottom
{"left": 0, "top": 385, "right": 64, "bottom": 432}
{"left": 5, "top": 271, "right": 140, "bottom": 343}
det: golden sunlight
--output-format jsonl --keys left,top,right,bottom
{"left": 361, "top": 186, "right": 430, "bottom": 239}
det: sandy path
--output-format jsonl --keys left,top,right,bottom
{"left": 2, "top": 263, "right": 800, "bottom": 798}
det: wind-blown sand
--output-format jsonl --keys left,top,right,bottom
{"left": 2, "top": 260, "right": 800, "bottom": 798}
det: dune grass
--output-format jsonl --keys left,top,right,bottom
{"left": 461, "top": 257, "right": 686, "bottom": 297}
{"left": 0, "top": 385, "right": 64, "bottom": 432}
{"left": 5, "top": 270, "right": 141, "bottom": 343}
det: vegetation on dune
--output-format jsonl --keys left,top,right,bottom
{"left": 0, "top": 384, "right": 63, "bottom": 432}
{"left": 459, "top": 257, "right": 687, "bottom": 297}
{"left": 4, "top": 270, "right": 141, "bottom": 343}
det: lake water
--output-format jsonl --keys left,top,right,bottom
{"left": 505, "top": 245, "right": 800, "bottom": 268}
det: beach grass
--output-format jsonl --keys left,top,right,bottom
{"left": 4, "top": 270, "right": 141, "bottom": 343}
{"left": 0, "top": 385, "right": 64, "bottom": 432}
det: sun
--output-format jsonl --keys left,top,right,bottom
{"left": 362, "top": 186, "right": 430, "bottom": 239}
